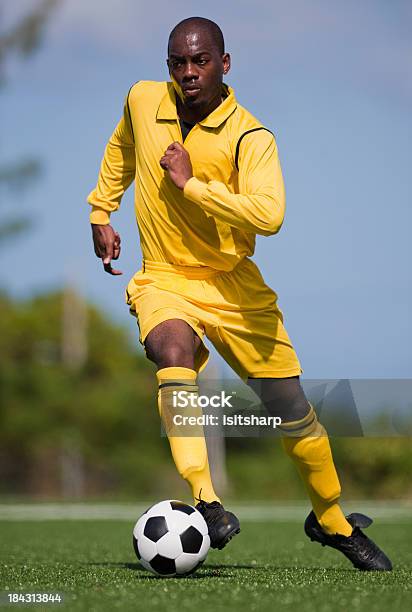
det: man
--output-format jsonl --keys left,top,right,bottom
{"left": 88, "top": 17, "right": 392, "bottom": 570}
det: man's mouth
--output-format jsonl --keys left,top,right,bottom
{"left": 183, "top": 87, "right": 201, "bottom": 97}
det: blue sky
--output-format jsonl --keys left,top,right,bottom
{"left": 2, "top": 0, "right": 411, "bottom": 378}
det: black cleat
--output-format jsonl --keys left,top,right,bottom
{"left": 304, "top": 510, "right": 393, "bottom": 571}
{"left": 196, "top": 500, "right": 240, "bottom": 550}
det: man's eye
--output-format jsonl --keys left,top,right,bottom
{"left": 171, "top": 61, "right": 183, "bottom": 69}
{"left": 197, "top": 59, "right": 208, "bottom": 65}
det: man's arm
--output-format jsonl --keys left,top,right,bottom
{"left": 88, "top": 92, "right": 136, "bottom": 274}
{"left": 160, "top": 130, "right": 285, "bottom": 237}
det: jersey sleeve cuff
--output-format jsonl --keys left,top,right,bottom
{"left": 89, "top": 206, "right": 111, "bottom": 225}
{"left": 183, "top": 177, "right": 208, "bottom": 205}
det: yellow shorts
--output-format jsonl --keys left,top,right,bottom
{"left": 125, "top": 258, "right": 303, "bottom": 381}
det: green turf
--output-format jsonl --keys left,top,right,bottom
{"left": 1, "top": 519, "right": 411, "bottom": 611}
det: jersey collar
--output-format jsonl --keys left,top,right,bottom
{"left": 157, "top": 82, "right": 237, "bottom": 128}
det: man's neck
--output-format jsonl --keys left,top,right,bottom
{"left": 176, "top": 90, "right": 224, "bottom": 124}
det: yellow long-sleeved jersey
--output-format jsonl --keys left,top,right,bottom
{"left": 88, "top": 81, "right": 285, "bottom": 272}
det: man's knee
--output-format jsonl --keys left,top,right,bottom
{"left": 145, "top": 340, "right": 194, "bottom": 369}
{"left": 144, "top": 319, "right": 197, "bottom": 369}
{"left": 157, "top": 345, "right": 193, "bottom": 368}
{"left": 248, "top": 376, "right": 311, "bottom": 423}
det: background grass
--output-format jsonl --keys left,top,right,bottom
{"left": 1, "top": 516, "right": 411, "bottom": 611}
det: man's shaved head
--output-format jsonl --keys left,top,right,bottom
{"left": 166, "top": 16, "right": 230, "bottom": 122}
{"left": 168, "top": 17, "right": 225, "bottom": 55}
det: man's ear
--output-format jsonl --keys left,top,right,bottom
{"left": 222, "top": 53, "right": 231, "bottom": 75}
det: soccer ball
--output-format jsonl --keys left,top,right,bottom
{"left": 132, "top": 500, "right": 210, "bottom": 577}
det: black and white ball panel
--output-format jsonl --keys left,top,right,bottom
{"left": 182, "top": 510, "right": 209, "bottom": 536}
{"left": 144, "top": 500, "right": 177, "bottom": 518}
{"left": 175, "top": 538, "right": 209, "bottom": 574}
{"left": 134, "top": 533, "right": 157, "bottom": 562}
{"left": 170, "top": 500, "right": 196, "bottom": 515}
{"left": 139, "top": 556, "right": 156, "bottom": 574}
{"left": 150, "top": 555, "right": 176, "bottom": 576}
{"left": 156, "top": 531, "right": 183, "bottom": 558}
{"left": 143, "top": 516, "right": 168, "bottom": 542}
{"left": 180, "top": 526, "right": 203, "bottom": 554}
{"left": 132, "top": 535, "right": 141, "bottom": 559}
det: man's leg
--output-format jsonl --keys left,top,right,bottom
{"left": 248, "top": 376, "right": 353, "bottom": 536}
{"left": 201, "top": 258, "right": 391, "bottom": 567}
{"left": 248, "top": 376, "right": 392, "bottom": 570}
{"left": 145, "top": 318, "right": 240, "bottom": 549}
{"left": 145, "top": 319, "right": 218, "bottom": 504}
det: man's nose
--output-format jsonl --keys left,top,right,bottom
{"left": 182, "top": 61, "right": 199, "bottom": 80}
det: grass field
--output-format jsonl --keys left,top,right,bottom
{"left": 1, "top": 507, "right": 411, "bottom": 612}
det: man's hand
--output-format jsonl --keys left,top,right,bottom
{"left": 160, "top": 142, "right": 193, "bottom": 190}
{"left": 91, "top": 224, "right": 122, "bottom": 275}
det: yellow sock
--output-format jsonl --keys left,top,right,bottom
{"left": 280, "top": 405, "right": 352, "bottom": 537}
{"left": 157, "top": 366, "right": 219, "bottom": 505}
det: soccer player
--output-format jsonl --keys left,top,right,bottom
{"left": 88, "top": 17, "right": 392, "bottom": 570}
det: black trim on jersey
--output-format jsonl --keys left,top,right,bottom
{"left": 126, "top": 82, "right": 139, "bottom": 142}
{"left": 234, "top": 127, "right": 273, "bottom": 171}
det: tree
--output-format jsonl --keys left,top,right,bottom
{"left": 0, "top": 290, "right": 167, "bottom": 498}
{"left": 0, "top": 0, "right": 60, "bottom": 243}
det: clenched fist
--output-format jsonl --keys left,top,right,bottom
{"left": 160, "top": 142, "right": 193, "bottom": 190}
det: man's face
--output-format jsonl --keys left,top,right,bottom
{"left": 167, "top": 29, "right": 230, "bottom": 110}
